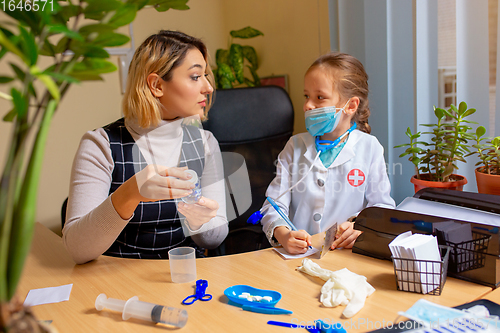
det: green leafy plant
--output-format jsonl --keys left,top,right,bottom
{"left": 213, "top": 26, "right": 263, "bottom": 89}
{"left": 0, "top": 0, "right": 189, "bottom": 326}
{"left": 467, "top": 126, "right": 500, "bottom": 175}
{"left": 394, "top": 101, "right": 477, "bottom": 182}
{"left": 394, "top": 127, "right": 427, "bottom": 178}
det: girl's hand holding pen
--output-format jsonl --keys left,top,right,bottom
{"left": 330, "top": 221, "right": 362, "bottom": 250}
{"left": 274, "top": 226, "right": 312, "bottom": 254}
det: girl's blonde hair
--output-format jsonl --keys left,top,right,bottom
{"left": 308, "top": 52, "right": 371, "bottom": 134}
{"left": 123, "top": 30, "right": 215, "bottom": 128}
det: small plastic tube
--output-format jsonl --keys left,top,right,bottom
{"left": 181, "top": 170, "right": 201, "bottom": 204}
{"left": 95, "top": 294, "right": 188, "bottom": 328}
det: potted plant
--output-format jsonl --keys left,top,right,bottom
{"left": 212, "top": 26, "right": 264, "bottom": 89}
{"left": 394, "top": 101, "right": 477, "bottom": 193}
{"left": 0, "top": 1, "right": 188, "bottom": 331}
{"left": 467, "top": 126, "right": 500, "bottom": 195}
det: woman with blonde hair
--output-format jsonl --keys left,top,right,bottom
{"left": 63, "top": 30, "right": 228, "bottom": 264}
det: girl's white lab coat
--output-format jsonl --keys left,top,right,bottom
{"left": 261, "top": 130, "right": 395, "bottom": 243}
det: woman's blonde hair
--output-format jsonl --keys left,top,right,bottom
{"left": 307, "top": 52, "right": 371, "bottom": 134}
{"left": 123, "top": 30, "right": 215, "bottom": 128}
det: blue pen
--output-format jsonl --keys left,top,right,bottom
{"left": 242, "top": 305, "right": 292, "bottom": 315}
{"left": 267, "top": 320, "right": 320, "bottom": 333}
{"left": 266, "top": 197, "right": 312, "bottom": 249}
{"left": 267, "top": 197, "right": 297, "bottom": 231}
{"left": 267, "top": 320, "right": 302, "bottom": 328}
{"left": 268, "top": 320, "right": 346, "bottom": 333}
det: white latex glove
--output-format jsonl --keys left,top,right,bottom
{"left": 329, "top": 268, "right": 375, "bottom": 318}
{"left": 321, "top": 280, "right": 349, "bottom": 307}
{"left": 296, "top": 257, "right": 334, "bottom": 281}
{"left": 297, "top": 258, "right": 375, "bottom": 318}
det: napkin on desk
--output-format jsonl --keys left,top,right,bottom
{"left": 273, "top": 246, "right": 318, "bottom": 260}
{"left": 24, "top": 284, "right": 73, "bottom": 306}
{"left": 389, "top": 232, "right": 441, "bottom": 294}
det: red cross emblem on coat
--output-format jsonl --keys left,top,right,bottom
{"left": 347, "top": 169, "right": 365, "bottom": 187}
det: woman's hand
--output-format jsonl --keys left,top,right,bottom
{"left": 330, "top": 221, "right": 362, "bottom": 250}
{"left": 135, "top": 165, "right": 195, "bottom": 201}
{"left": 177, "top": 196, "right": 219, "bottom": 230}
{"left": 111, "top": 165, "right": 194, "bottom": 220}
{"left": 274, "top": 226, "right": 312, "bottom": 254}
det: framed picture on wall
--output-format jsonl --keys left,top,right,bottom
{"left": 260, "top": 74, "right": 289, "bottom": 93}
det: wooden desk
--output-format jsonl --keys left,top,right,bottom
{"left": 17, "top": 223, "right": 492, "bottom": 333}
{"left": 481, "top": 288, "right": 500, "bottom": 304}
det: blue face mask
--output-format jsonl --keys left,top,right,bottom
{"left": 399, "top": 299, "right": 468, "bottom": 328}
{"left": 304, "top": 100, "right": 350, "bottom": 137}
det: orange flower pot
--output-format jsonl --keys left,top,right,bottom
{"left": 475, "top": 167, "right": 500, "bottom": 195}
{"left": 410, "top": 174, "right": 467, "bottom": 194}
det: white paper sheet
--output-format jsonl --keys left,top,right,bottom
{"left": 396, "top": 197, "right": 500, "bottom": 226}
{"left": 273, "top": 246, "right": 318, "bottom": 260}
{"left": 24, "top": 284, "right": 73, "bottom": 306}
{"left": 389, "top": 231, "right": 413, "bottom": 291}
{"left": 405, "top": 235, "right": 441, "bottom": 294}
{"left": 389, "top": 233, "right": 441, "bottom": 294}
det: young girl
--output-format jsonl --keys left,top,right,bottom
{"left": 261, "top": 52, "right": 395, "bottom": 254}
{"left": 63, "top": 30, "right": 228, "bottom": 264}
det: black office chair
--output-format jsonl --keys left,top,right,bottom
{"left": 203, "top": 86, "right": 294, "bottom": 255}
{"left": 61, "top": 197, "right": 68, "bottom": 229}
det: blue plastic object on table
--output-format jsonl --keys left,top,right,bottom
{"left": 182, "top": 279, "right": 212, "bottom": 305}
{"left": 224, "top": 285, "right": 292, "bottom": 314}
{"left": 242, "top": 304, "right": 292, "bottom": 315}
{"left": 224, "top": 285, "right": 281, "bottom": 307}
{"left": 313, "top": 320, "right": 347, "bottom": 333}
{"left": 267, "top": 320, "right": 346, "bottom": 333}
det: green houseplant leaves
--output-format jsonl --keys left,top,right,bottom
{"left": 230, "top": 26, "right": 264, "bottom": 39}
{"left": 213, "top": 26, "right": 263, "bottom": 89}
{"left": 0, "top": 0, "right": 189, "bottom": 315}
{"left": 467, "top": 126, "right": 500, "bottom": 175}
{"left": 394, "top": 101, "right": 477, "bottom": 182}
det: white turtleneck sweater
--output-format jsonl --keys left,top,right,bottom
{"left": 62, "top": 117, "right": 228, "bottom": 264}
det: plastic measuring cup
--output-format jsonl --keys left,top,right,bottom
{"left": 95, "top": 293, "right": 188, "bottom": 327}
{"left": 168, "top": 246, "right": 197, "bottom": 283}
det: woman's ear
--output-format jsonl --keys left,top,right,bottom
{"left": 346, "top": 97, "right": 360, "bottom": 116}
{"left": 146, "top": 73, "right": 164, "bottom": 98}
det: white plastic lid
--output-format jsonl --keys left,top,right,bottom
{"left": 185, "top": 169, "right": 198, "bottom": 184}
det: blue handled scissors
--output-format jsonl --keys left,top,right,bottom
{"left": 182, "top": 279, "right": 212, "bottom": 305}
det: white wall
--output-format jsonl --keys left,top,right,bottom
{"left": 220, "top": 0, "right": 331, "bottom": 134}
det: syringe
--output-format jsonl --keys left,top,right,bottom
{"left": 95, "top": 293, "right": 188, "bottom": 328}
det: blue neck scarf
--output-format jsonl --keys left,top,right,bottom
{"left": 315, "top": 123, "right": 357, "bottom": 153}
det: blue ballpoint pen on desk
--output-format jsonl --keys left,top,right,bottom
{"left": 242, "top": 304, "right": 292, "bottom": 315}
{"left": 266, "top": 197, "right": 313, "bottom": 249}
{"left": 267, "top": 320, "right": 346, "bottom": 333}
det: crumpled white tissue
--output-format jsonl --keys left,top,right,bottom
{"left": 297, "top": 258, "right": 375, "bottom": 318}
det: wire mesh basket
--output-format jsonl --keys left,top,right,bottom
{"left": 392, "top": 245, "right": 450, "bottom": 295}
{"left": 444, "top": 231, "right": 491, "bottom": 273}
